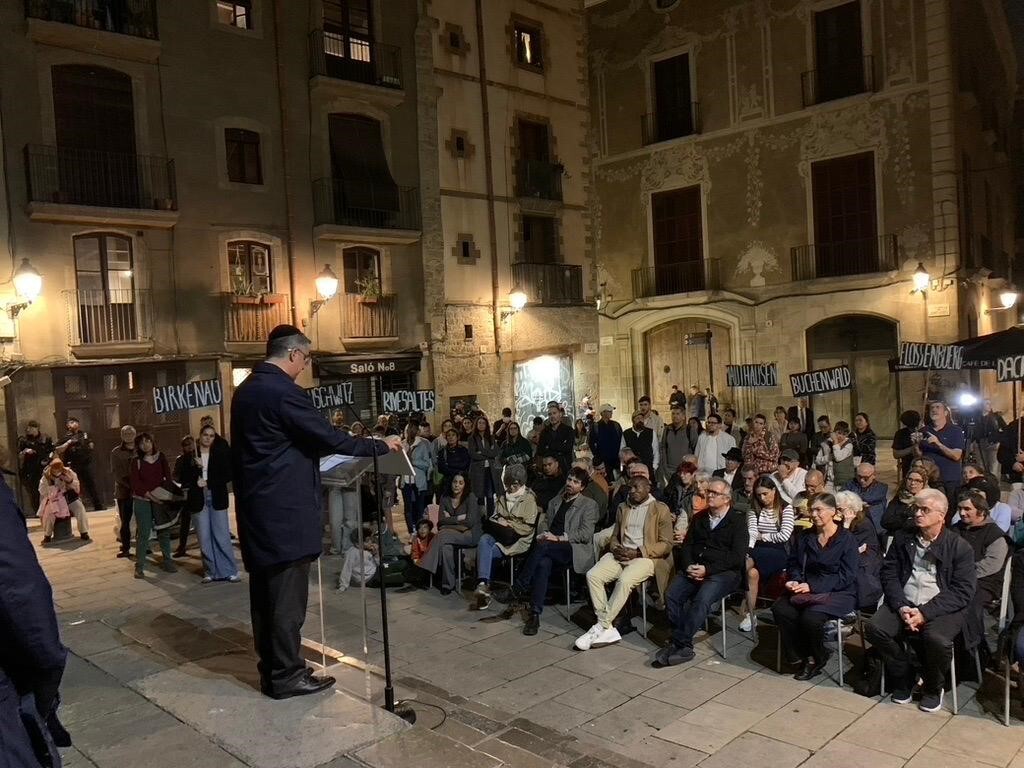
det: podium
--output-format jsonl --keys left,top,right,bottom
{"left": 320, "top": 451, "right": 414, "bottom": 488}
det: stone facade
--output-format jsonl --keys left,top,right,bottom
{"left": 588, "top": 0, "right": 1019, "bottom": 427}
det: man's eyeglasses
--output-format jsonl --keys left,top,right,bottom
{"left": 289, "top": 348, "right": 311, "bottom": 364}
{"left": 706, "top": 490, "right": 728, "bottom": 498}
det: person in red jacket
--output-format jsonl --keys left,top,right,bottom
{"left": 129, "top": 432, "right": 174, "bottom": 578}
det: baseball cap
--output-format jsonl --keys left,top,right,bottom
{"left": 780, "top": 449, "right": 800, "bottom": 463}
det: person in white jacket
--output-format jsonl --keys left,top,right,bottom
{"left": 771, "top": 449, "right": 807, "bottom": 503}
{"left": 694, "top": 413, "right": 737, "bottom": 474}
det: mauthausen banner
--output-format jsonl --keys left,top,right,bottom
{"left": 726, "top": 363, "right": 778, "bottom": 388}
{"left": 790, "top": 365, "right": 853, "bottom": 396}
{"left": 997, "top": 355, "right": 1024, "bottom": 383}
{"left": 897, "top": 342, "right": 964, "bottom": 371}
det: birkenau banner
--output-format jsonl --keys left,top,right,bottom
{"left": 153, "top": 379, "right": 223, "bottom": 415}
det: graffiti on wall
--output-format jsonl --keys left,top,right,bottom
{"left": 513, "top": 355, "right": 574, "bottom": 430}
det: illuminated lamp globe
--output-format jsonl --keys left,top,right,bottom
{"left": 13, "top": 259, "right": 42, "bottom": 302}
{"left": 999, "top": 289, "right": 1018, "bottom": 310}
{"left": 509, "top": 286, "right": 528, "bottom": 311}
{"left": 314, "top": 264, "right": 339, "bottom": 300}
{"left": 912, "top": 262, "right": 930, "bottom": 293}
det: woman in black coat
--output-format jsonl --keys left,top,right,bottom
{"left": 192, "top": 425, "right": 240, "bottom": 583}
{"left": 438, "top": 428, "right": 471, "bottom": 497}
{"left": 172, "top": 435, "right": 205, "bottom": 558}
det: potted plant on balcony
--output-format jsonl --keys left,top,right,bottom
{"left": 354, "top": 276, "right": 382, "bottom": 304}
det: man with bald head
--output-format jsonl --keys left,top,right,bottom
{"left": 865, "top": 488, "right": 975, "bottom": 713}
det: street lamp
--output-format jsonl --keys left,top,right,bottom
{"left": 7, "top": 258, "right": 41, "bottom": 317}
{"left": 509, "top": 285, "right": 528, "bottom": 311}
{"left": 999, "top": 288, "right": 1018, "bottom": 310}
{"left": 309, "top": 264, "right": 339, "bottom": 318}
{"left": 912, "top": 262, "right": 930, "bottom": 293}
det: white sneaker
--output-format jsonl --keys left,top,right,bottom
{"left": 574, "top": 623, "right": 605, "bottom": 651}
{"left": 591, "top": 626, "right": 622, "bottom": 648}
{"left": 739, "top": 615, "right": 754, "bottom": 632}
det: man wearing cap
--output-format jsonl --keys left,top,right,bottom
{"left": 772, "top": 449, "right": 807, "bottom": 503}
{"left": 621, "top": 411, "right": 659, "bottom": 479}
{"left": 231, "top": 324, "right": 401, "bottom": 700}
{"left": 589, "top": 404, "right": 624, "bottom": 479}
{"left": 694, "top": 412, "right": 737, "bottom": 475}
{"left": 713, "top": 447, "right": 745, "bottom": 491}
{"left": 660, "top": 405, "right": 692, "bottom": 488}
{"left": 637, "top": 395, "right": 664, "bottom": 439}
{"left": 538, "top": 401, "right": 575, "bottom": 474}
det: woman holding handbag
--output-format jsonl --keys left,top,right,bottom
{"left": 129, "top": 432, "right": 176, "bottom": 578}
{"left": 194, "top": 424, "right": 240, "bottom": 583}
{"left": 771, "top": 492, "right": 859, "bottom": 680}
{"left": 39, "top": 458, "right": 89, "bottom": 542}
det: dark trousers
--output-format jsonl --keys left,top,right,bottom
{"left": 402, "top": 485, "right": 425, "bottom": 534}
{"left": 479, "top": 472, "right": 496, "bottom": 517}
{"left": 666, "top": 570, "right": 740, "bottom": 650}
{"left": 516, "top": 540, "right": 573, "bottom": 616}
{"left": 177, "top": 508, "right": 193, "bottom": 551}
{"left": 117, "top": 497, "right": 133, "bottom": 552}
{"left": 249, "top": 559, "right": 311, "bottom": 695}
{"left": 865, "top": 604, "right": 965, "bottom": 695}
{"left": 76, "top": 466, "right": 103, "bottom": 510}
{"left": 771, "top": 596, "right": 833, "bottom": 666}
{"left": 21, "top": 472, "right": 41, "bottom": 515}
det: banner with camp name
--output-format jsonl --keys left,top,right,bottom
{"left": 382, "top": 389, "right": 436, "bottom": 413}
{"left": 153, "top": 379, "right": 223, "bottom": 415}
{"left": 897, "top": 342, "right": 964, "bottom": 371}
{"left": 997, "top": 355, "right": 1024, "bottom": 383}
{"left": 790, "top": 365, "right": 854, "bottom": 396}
{"left": 726, "top": 363, "right": 778, "bottom": 388}
{"left": 306, "top": 382, "right": 355, "bottom": 410}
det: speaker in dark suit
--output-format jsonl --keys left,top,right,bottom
{"left": 787, "top": 401, "right": 815, "bottom": 439}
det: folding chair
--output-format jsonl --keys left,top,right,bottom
{"left": 996, "top": 557, "right": 1014, "bottom": 726}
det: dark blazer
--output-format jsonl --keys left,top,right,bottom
{"left": 787, "top": 405, "right": 816, "bottom": 438}
{"left": 538, "top": 421, "right": 575, "bottom": 471}
{"left": 712, "top": 467, "right": 745, "bottom": 491}
{"left": 230, "top": 362, "right": 386, "bottom": 572}
{"left": 174, "top": 452, "right": 205, "bottom": 513}
{"left": 881, "top": 527, "right": 977, "bottom": 621}
{"left": 786, "top": 526, "right": 860, "bottom": 617}
{"left": 0, "top": 474, "right": 67, "bottom": 765}
{"left": 678, "top": 508, "right": 748, "bottom": 577}
{"left": 438, "top": 444, "right": 471, "bottom": 492}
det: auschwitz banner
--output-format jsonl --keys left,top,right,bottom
{"left": 153, "top": 379, "right": 223, "bottom": 415}
{"left": 997, "top": 355, "right": 1024, "bottom": 383}
{"left": 897, "top": 342, "right": 964, "bottom": 371}
{"left": 306, "top": 381, "right": 355, "bottom": 410}
{"left": 382, "top": 389, "right": 436, "bottom": 413}
{"left": 790, "top": 365, "right": 854, "bottom": 397}
{"left": 726, "top": 363, "right": 778, "bottom": 388}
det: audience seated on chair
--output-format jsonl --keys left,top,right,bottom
{"left": 843, "top": 463, "right": 888, "bottom": 533}
{"left": 864, "top": 488, "right": 976, "bottom": 713}
{"left": 882, "top": 468, "right": 927, "bottom": 537}
{"left": 771, "top": 492, "right": 859, "bottom": 680}
{"left": 835, "top": 490, "right": 883, "bottom": 609}
{"left": 575, "top": 475, "right": 672, "bottom": 651}
{"left": 416, "top": 473, "right": 481, "bottom": 594}
{"left": 654, "top": 478, "right": 747, "bottom": 667}
{"left": 739, "top": 475, "right": 794, "bottom": 633}
{"left": 498, "top": 467, "right": 599, "bottom": 635}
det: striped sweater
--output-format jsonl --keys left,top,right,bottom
{"left": 747, "top": 505, "right": 795, "bottom": 549}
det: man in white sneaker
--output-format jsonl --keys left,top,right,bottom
{"left": 575, "top": 475, "right": 672, "bottom": 651}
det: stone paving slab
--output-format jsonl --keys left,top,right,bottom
{"left": 353, "top": 727, "right": 502, "bottom": 768}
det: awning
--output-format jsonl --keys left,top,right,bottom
{"left": 889, "top": 326, "right": 1024, "bottom": 372}
{"left": 313, "top": 352, "right": 422, "bottom": 378}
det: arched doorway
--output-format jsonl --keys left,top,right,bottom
{"left": 805, "top": 315, "right": 899, "bottom": 431}
{"left": 644, "top": 318, "right": 733, "bottom": 413}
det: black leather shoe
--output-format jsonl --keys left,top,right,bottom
{"left": 523, "top": 612, "right": 540, "bottom": 636}
{"left": 265, "top": 674, "right": 336, "bottom": 700}
{"left": 794, "top": 664, "right": 823, "bottom": 681}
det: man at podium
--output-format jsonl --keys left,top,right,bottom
{"left": 231, "top": 324, "right": 400, "bottom": 700}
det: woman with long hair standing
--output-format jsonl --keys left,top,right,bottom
{"left": 500, "top": 421, "right": 533, "bottom": 472}
{"left": 739, "top": 475, "right": 794, "bottom": 632}
{"left": 194, "top": 424, "right": 240, "bottom": 583}
{"left": 129, "top": 432, "right": 175, "bottom": 578}
{"left": 468, "top": 415, "right": 502, "bottom": 516}
{"left": 574, "top": 419, "right": 592, "bottom": 459}
{"left": 853, "top": 412, "right": 877, "bottom": 466}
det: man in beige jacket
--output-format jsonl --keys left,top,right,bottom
{"left": 575, "top": 475, "right": 673, "bottom": 650}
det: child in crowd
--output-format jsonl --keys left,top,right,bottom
{"left": 411, "top": 519, "right": 435, "bottom": 565}
{"left": 337, "top": 525, "right": 379, "bottom": 591}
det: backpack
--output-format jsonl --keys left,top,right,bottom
{"left": 851, "top": 647, "right": 883, "bottom": 697}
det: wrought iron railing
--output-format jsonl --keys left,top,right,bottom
{"left": 801, "top": 55, "right": 874, "bottom": 106}
{"left": 511, "top": 262, "right": 584, "bottom": 306}
{"left": 517, "top": 159, "right": 563, "bottom": 201}
{"left": 223, "top": 293, "right": 290, "bottom": 343}
{"left": 65, "top": 288, "right": 151, "bottom": 345}
{"left": 631, "top": 258, "right": 720, "bottom": 298}
{"left": 312, "top": 178, "right": 421, "bottom": 230}
{"left": 25, "top": 145, "right": 176, "bottom": 210}
{"left": 309, "top": 30, "right": 402, "bottom": 89}
{"left": 25, "top": 0, "right": 158, "bottom": 38}
{"left": 790, "top": 234, "right": 898, "bottom": 281}
{"left": 340, "top": 293, "right": 397, "bottom": 338}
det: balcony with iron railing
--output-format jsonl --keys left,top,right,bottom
{"left": 26, "top": 0, "right": 158, "bottom": 39}
{"left": 222, "top": 293, "right": 290, "bottom": 344}
{"left": 801, "top": 55, "right": 874, "bottom": 107}
{"left": 65, "top": 288, "right": 152, "bottom": 348}
{"left": 309, "top": 30, "right": 402, "bottom": 91}
{"left": 25, "top": 144, "right": 177, "bottom": 225}
{"left": 641, "top": 103, "right": 701, "bottom": 145}
{"left": 790, "top": 234, "right": 898, "bottom": 281}
{"left": 511, "top": 262, "right": 584, "bottom": 306}
{"left": 631, "top": 258, "right": 720, "bottom": 298}
{"left": 340, "top": 293, "right": 398, "bottom": 344}
{"left": 313, "top": 178, "right": 421, "bottom": 236}
{"left": 516, "top": 160, "right": 563, "bottom": 201}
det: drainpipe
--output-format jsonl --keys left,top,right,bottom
{"left": 474, "top": 0, "right": 502, "bottom": 357}
{"left": 272, "top": 0, "right": 300, "bottom": 327}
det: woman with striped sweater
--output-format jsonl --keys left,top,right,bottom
{"left": 739, "top": 474, "right": 794, "bottom": 632}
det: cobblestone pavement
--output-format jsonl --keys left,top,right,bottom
{"left": 35, "top": 440, "right": 1024, "bottom": 768}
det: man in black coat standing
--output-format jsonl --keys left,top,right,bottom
{"left": 1, "top": 470, "right": 69, "bottom": 766}
{"left": 787, "top": 398, "right": 816, "bottom": 440}
{"left": 231, "top": 325, "right": 399, "bottom": 700}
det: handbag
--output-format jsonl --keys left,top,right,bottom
{"left": 789, "top": 591, "right": 832, "bottom": 608}
{"left": 483, "top": 517, "right": 521, "bottom": 547}
{"left": 150, "top": 500, "right": 180, "bottom": 532}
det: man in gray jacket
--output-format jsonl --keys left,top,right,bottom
{"left": 660, "top": 405, "right": 691, "bottom": 487}
{"left": 498, "top": 467, "right": 599, "bottom": 635}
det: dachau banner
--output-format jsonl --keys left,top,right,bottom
{"left": 726, "top": 363, "right": 778, "bottom": 388}
{"left": 997, "top": 355, "right": 1024, "bottom": 383}
{"left": 897, "top": 342, "right": 964, "bottom": 371}
{"left": 790, "top": 365, "right": 853, "bottom": 396}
